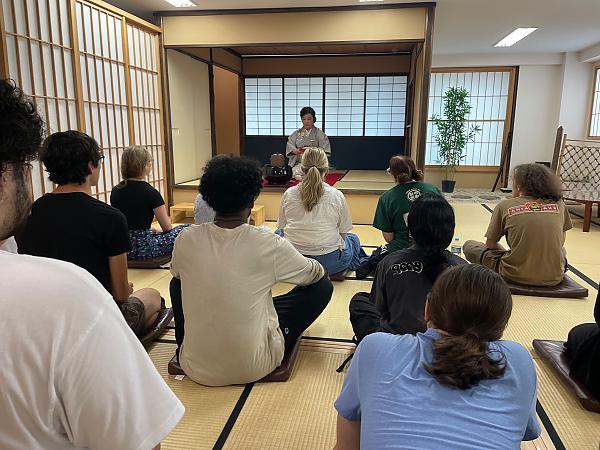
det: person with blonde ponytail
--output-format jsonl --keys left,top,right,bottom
{"left": 277, "top": 147, "right": 366, "bottom": 277}
{"left": 335, "top": 264, "right": 540, "bottom": 450}
{"left": 111, "top": 145, "right": 188, "bottom": 260}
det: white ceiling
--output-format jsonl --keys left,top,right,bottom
{"left": 109, "top": 0, "right": 600, "bottom": 56}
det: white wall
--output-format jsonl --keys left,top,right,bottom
{"left": 510, "top": 65, "right": 563, "bottom": 169}
{"left": 167, "top": 50, "right": 213, "bottom": 184}
{"left": 558, "top": 53, "right": 593, "bottom": 139}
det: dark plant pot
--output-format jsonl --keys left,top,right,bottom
{"left": 441, "top": 180, "right": 456, "bottom": 193}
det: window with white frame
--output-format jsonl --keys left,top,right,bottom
{"left": 244, "top": 75, "right": 407, "bottom": 137}
{"left": 366, "top": 76, "right": 407, "bottom": 136}
{"left": 284, "top": 77, "right": 323, "bottom": 135}
{"left": 245, "top": 78, "right": 283, "bottom": 135}
{"left": 426, "top": 70, "right": 512, "bottom": 166}
{"left": 325, "top": 76, "right": 365, "bottom": 136}
{"left": 589, "top": 67, "right": 600, "bottom": 138}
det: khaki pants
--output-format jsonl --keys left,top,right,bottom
{"left": 463, "top": 240, "right": 507, "bottom": 273}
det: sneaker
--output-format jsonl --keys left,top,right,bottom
{"left": 355, "top": 261, "right": 372, "bottom": 280}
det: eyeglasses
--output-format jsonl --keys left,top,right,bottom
{"left": 386, "top": 167, "right": 391, "bottom": 175}
{"left": 99, "top": 155, "right": 105, "bottom": 164}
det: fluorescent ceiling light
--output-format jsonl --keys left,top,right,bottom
{"left": 164, "top": 0, "right": 195, "bottom": 7}
{"left": 359, "top": 0, "right": 384, "bottom": 2}
{"left": 494, "top": 28, "right": 538, "bottom": 47}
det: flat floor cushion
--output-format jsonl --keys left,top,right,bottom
{"left": 506, "top": 275, "right": 588, "bottom": 298}
{"left": 140, "top": 307, "right": 173, "bottom": 346}
{"left": 127, "top": 254, "right": 171, "bottom": 269}
{"left": 258, "top": 336, "right": 302, "bottom": 383}
{"left": 329, "top": 270, "right": 349, "bottom": 282}
{"left": 532, "top": 339, "right": 600, "bottom": 413}
{"left": 168, "top": 336, "right": 302, "bottom": 382}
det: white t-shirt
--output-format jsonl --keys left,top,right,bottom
{"left": 0, "top": 251, "right": 184, "bottom": 450}
{"left": 171, "top": 223, "right": 324, "bottom": 386}
{"left": 0, "top": 236, "right": 18, "bottom": 253}
{"left": 276, "top": 183, "right": 353, "bottom": 255}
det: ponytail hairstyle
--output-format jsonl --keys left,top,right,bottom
{"left": 407, "top": 193, "right": 455, "bottom": 282}
{"left": 513, "top": 163, "right": 562, "bottom": 202}
{"left": 389, "top": 155, "right": 423, "bottom": 184}
{"left": 299, "top": 147, "right": 328, "bottom": 212}
{"left": 120, "top": 145, "right": 152, "bottom": 180}
{"left": 424, "top": 264, "right": 512, "bottom": 390}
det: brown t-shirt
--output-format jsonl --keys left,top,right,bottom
{"left": 485, "top": 196, "right": 572, "bottom": 286}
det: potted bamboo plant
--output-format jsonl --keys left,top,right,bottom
{"left": 431, "top": 87, "right": 481, "bottom": 193}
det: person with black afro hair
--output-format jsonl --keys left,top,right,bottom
{"left": 170, "top": 154, "right": 333, "bottom": 386}
{"left": 17, "top": 130, "right": 163, "bottom": 338}
{"left": 0, "top": 79, "right": 183, "bottom": 449}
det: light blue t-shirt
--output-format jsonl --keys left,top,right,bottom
{"left": 335, "top": 329, "right": 541, "bottom": 450}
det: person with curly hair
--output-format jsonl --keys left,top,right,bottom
{"left": 335, "top": 264, "right": 540, "bottom": 450}
{"left": 110, "top": 145, "right": 188, "bottom": 260}
{"left": 0, "top": 79, "right": 183, "bottom": 449}
{"left": 464, "top": 163, "right": 572, "bottom": 286}
{"left": 349, "top": 193, "right": 467, "bottom": 343}
{"left": 277, "top": 147, "right": 366, "bottom": 277}
{"left": 355, "top": 155, "right": 440, "bottom": 279}
{"left": 17, "top": 131, "right": 163, "bottom": 337}
{"left": 169, "top": 155, "right": 333, "bottom": 386}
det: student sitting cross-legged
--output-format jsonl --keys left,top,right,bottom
{"left": 170, "top": 155, "right": 333, "bottom": 386}
{"left": 276, "top": 147, "right": 366, "bottom": 277}
{"left": 335, "top": 264, "right": 541, "bottom": 450}
{"left": 17, "top": 131, "right": 162, "bottom": 337}
{"left": 1, "top": 79, "right": 183, "bottom": 449}
{"left": 463, "top": 163, "right": 572, "bottom": 286}
{"left": 349, "top": 193, "right": 466, "bottom": 343}
{"left": 355, "top": 155, "right": 440, "bottom": 279}
{"left": 110, "top": 145, "right": 188, "bottom": 260}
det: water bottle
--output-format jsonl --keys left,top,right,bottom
{"left": 451, "top": 237, "right": 462, "bottom": 256}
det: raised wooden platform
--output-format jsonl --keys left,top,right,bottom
{"left": 170, "top": 203, "right": 265, "bottom": 226}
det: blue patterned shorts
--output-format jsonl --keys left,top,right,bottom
{"left": 128, "top": 224, "right": 189, "bottom": 260}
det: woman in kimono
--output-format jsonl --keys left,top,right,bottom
{"left": 286, "top": 107, "right": 331, "bottom": 180}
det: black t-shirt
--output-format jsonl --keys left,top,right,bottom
{"left": 17, "top": 192, "right": 131, "bottom": 293}
{"left": 110, "top": 180, "right": 164, "bottom": 230}
{"left": 371, "top": 247, "right": 466, "bottom": 335}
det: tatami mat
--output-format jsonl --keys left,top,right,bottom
{"left": 134, "top": 195, "right": 600, "bottom": 450}
{"left": 148, "top": 342, "right": 245, "bottom": 450}
{"left": 222, "top": 344, "right": 349, "bottom": 450}
{"left": 341, "top": 170, "right": 392, "bottom": 183}
{"left": 533, "top": 358, "right": 600, "bottom": 450}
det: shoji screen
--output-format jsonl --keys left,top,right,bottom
{"left": 0, "top": 0, "right": 166, "bottom": 202}
{"left": 76, "top": 1, "right": 129, "bottom": 203}
{"left": 2, "top": 0, "right": 77, "bottom": 197}
{"left": 126, "top": 23, "right": 165, "bottom": 196}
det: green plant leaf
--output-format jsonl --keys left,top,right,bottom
{"left": 430, "top": 86, "right": 481, "bottom": 180}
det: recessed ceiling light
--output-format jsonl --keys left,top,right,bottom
{"left": 164, "top": 0, "right": 195, "bottom": 7}
{"left": 494, "top": 28, "right": 538, "bottom": 48}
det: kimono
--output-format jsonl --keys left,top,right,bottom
{"left": 285, "top": 126, "right": 331, "bottom": 178}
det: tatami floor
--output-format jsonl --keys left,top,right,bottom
{"left": 131, "top": 198, "right": 600, "bottom": 450}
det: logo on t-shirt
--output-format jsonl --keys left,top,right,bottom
{"left": 391, "top": 261, "right": 423, "bottom": 275}
{"left": 507, "top": 201, "right": 559, "bottom": 216}
{"left": 406, "top": 188, "right": 422, "bottom": 202}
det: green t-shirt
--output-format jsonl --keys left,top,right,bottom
{"left": 373, "top": 182, "right": 441, "bottom": 252}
